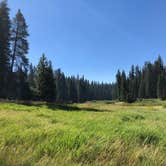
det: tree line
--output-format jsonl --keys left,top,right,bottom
{"left": 28, "top": 54, "right": 112, "bottom": 102}
{"left": 114, "top": 56, "right": 166, "bottom": 102}
{"left": 0, "top": 1, "right": 166, "bottom": 103}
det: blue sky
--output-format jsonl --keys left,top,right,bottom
{"left": 7, "top": 0, "right": 166, "bottom": 82}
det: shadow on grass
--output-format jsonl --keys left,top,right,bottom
{"left": 3, "top": 100, "right": 111, "bottom": 112}
{"left": 46, "top": 104, "right": 110, "bottom": 112}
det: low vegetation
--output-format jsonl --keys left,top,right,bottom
{"left": 0, "top": 99, "right": 166, "bottom": 166}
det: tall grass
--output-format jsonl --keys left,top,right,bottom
{"left": 0, "top": 100, "right": 166, "bottom": 165}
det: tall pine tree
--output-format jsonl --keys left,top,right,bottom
{"left": 36, "top": 54, "right": 55, "bottom": 102}
{"left": 11, "top": 9, "right": 29, "bottom": 72}
{"left": 0, "top": 0, "right": 10, "bottom": 98}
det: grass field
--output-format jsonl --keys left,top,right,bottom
{"left": 0, "top": 100, "right": 166, "bottom": 166}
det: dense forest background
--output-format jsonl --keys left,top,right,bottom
{"left": 0, "top": 0, "right": 166, "bottom": 103}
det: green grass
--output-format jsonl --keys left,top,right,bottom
{"left": 0, "top": 100, "right": 166, "bottom": 166}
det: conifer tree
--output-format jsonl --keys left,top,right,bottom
{"left": 154, "top": 56, "right": 164, "bottom": 98}
{"left": 11, "top": 9, "right": 29, "bottom": 72}
{"left": 16, "top": 68, "right": 31, "bottom": 100}
{"left": 45, "top": 61, "right": 55, "bottom": 101}
{"left": 28, "top": 64, "right": 37, "bottom": 98}
{"left": 116, "top": 70, "right": 121, "bottom": 100}
{"left": 157, "top": 70, "right": 166, "bottom": 100}
{"left": 144, "top": 62, "right": 152, "bottom": 98}
{"left": 36, "top": 54, "right": 55, "bottom": 102}
{"left": 0, "top": 0, "right": 11, "bottom": 98}
{"left": 138, "top": 68, "right": 145, "bottom": 99}
{"left": 120, "top": 71, "right": 127, "bottom": 101}
{"left": 127, "top": 65, "right": 136, "bottom": 102}
{"left": 55, "top": 69, "right": 67, "bottom": 103}
{"left": 128, "top": 65, "right": 136, "bottom": 100}
{"left": 66, "top": 76, "right": 77, "bottom": 103}
{"left": 135, "top": 65, "right": 141, "bottom": 98}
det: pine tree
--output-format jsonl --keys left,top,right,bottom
{"left": 144, "top": 62, "right": 152, "bottom": 98}
{"left": 111, "top": 83, "right": 118, "bottom": 100}
{"left": 135, "top": 65, "right": 141, "bottom": 98}
{"left": 154, "top": 56, "right": 164, "bottom": 98}
{"left": 75, "top": 76, "right": 89, "bottom": 103}
{"left": 16, "top": 68, "right": 31, "bottom": 100}
{"left": 36, "top": 54, "right": 55, "bottom": 102}
{"left": 11, "top": 9, "right": 29, "bottom": 72}
{"left": 128, "top": 65, "right": 135, "bottom": 99}
{"left": 36, "top": 54, "right": 47, "bottom": 100}
{"left": 127, "top": 65, "right": 136, "bottom": 103}
{"left": 66, "top": 76, "right": 77, "bottom": 103}
{"left": 0, "top": 0, "right": 11, "bottom": 98}
{"left": 138, "top": 69, "right": 145, "bottom": 99}
{"left": 157, "top": 70, "right": 166, "bottom": 100}
{"left": 70, "top": 77, "right": 78, "bottom": 103}
{"left": 45, "top": 61, "right": 55, "bottom": 101}
{"left": 55, "top": 69, "right": 67, "bottom": 103}
{"left": 116, "top": 70, "right": 121, "bottom": 100}
{"left": 76, "top": 75, "right": 80, "bottom": 103}
{"left": 28, "top": 64, "right": 37, "bottom": 98}
{"left": 120, "top": 71, "right": 127, "bottom": 101}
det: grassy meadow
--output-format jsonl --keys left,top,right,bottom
{"left": 0, "top": 100, "right": 166, "bottom": 166}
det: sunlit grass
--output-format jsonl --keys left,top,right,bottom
{"left": 0, "top": 99, "right": 166, "bottom": 165}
